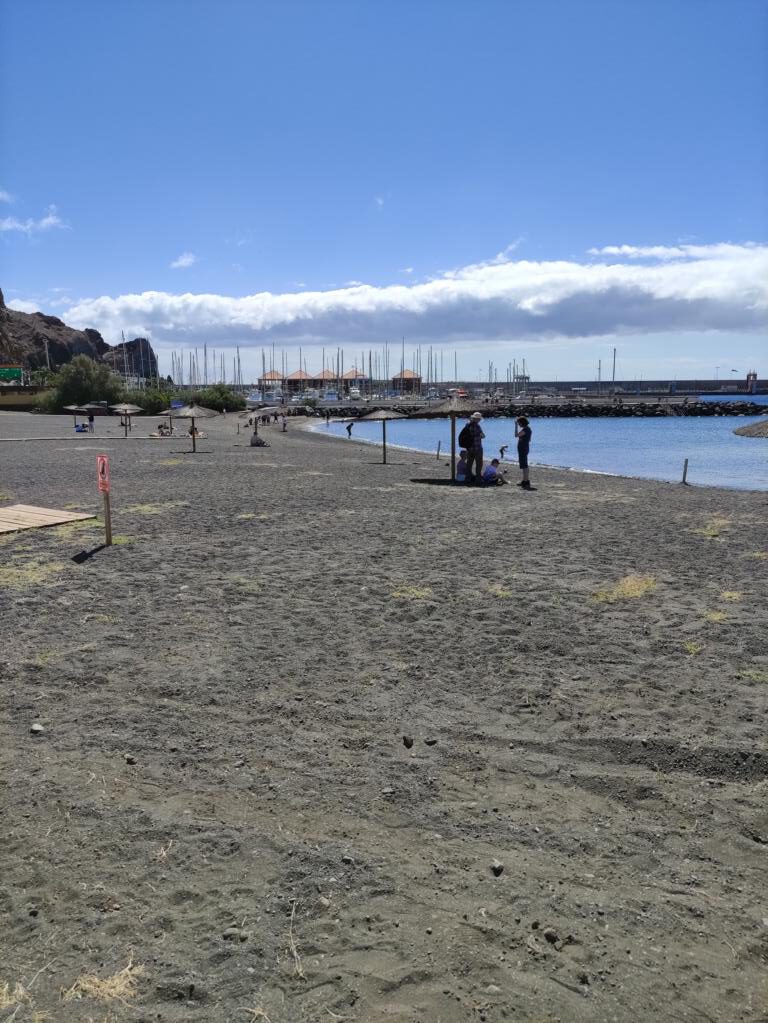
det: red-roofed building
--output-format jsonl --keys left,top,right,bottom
{"left": 392, "top": 368, "right": 422, "bottom": 394}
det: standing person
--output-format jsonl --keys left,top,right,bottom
{"left": 87, "top": 412, "right": 95, "bottom": 433}
{"left": 464, "top": 412, "right": 485, "bottom": 483}
{"left": 515, "top": 416, "right": 532, "bottom": 489}
{"left": 346, "top": 421, "right": 353, "bottom": 437}
{"left": 281, "top": 413, "right": 288, "bottom": 432}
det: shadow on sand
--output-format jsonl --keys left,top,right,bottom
{"left": 409, "top": 478, "right": 457, "bottom": 486}
{"left": 71, "top": 545, "right": 108, "bottom": 564}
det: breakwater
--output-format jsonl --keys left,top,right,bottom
{"left": 313, "top": 399, "right": 768, "bottom": 420}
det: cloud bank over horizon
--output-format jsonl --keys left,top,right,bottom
{"left": 48, "top": 243, "right": 768, "bottom": 350}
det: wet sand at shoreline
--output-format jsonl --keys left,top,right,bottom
{"left": 1, "top": 411, "right": 766, "bottom": 1022}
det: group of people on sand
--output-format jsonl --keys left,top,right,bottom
{"left": 456, "top": 411, "right": 533, "bottom": 489}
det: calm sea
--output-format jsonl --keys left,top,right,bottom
{"left": 315, "top": 415, "right": 768, "bottom": 491}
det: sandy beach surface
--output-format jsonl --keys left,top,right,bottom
{"left": 1, "top": 410, "right": 766, "bottom": 1023}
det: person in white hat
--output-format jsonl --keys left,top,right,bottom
{"left": 465, "top": 411, "right": 485, "bottom": 483}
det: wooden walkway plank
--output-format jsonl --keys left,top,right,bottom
{"left": 0, "top": 505, "right": 96, "bottom": 534}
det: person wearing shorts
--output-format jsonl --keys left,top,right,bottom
{"left": 515, "top": 416, "right": 532, "bottom": 489}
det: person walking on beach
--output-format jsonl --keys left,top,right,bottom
{"left": 515, "top": 416, "right": 532, "bottom": 489}
{"left": 346, "top": 421, "right": 353, "bottom": 437}
{"left": 87, "top": 413, "right": 95, "bottom": 433}
{"left": 464, "top": 412, "right": 485, "bottom": 484}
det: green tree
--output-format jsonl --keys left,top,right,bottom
{"left": 49, "top": 355, "right": 124, "bottom": 410}
{"left": 121, "top": 387, "right": 176, "bottom": 415}
{"left": 189, "top": 384, "right": 246, "bottom": 412}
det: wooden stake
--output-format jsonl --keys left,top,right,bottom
{"left": 103, "top": 491, "right": 113, "bottom": 546}
{"left": 682, "top": 457, "right": 689, "bottom": 485}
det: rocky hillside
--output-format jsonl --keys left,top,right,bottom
{"left": 0, "top": 288, "right": 157, "bottom": 376}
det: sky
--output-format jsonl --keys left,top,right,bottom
{"left": 1, "top": 0, "right": 766, "bottom": 383}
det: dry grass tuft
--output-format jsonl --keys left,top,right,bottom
{"left": 720, "top": 591, "right": 743, "bottom": 602}
{"left": 125, "top": 501, "right": 189, "bottom": 515}
{"left": 747, "top": 551, "right": 768, "bottom": 560}
{"left": 62, "top": 959, "right": 144, "bottom": 1004}
{"left": 241, "top": 1008, "right": 272, "bottom": 1022}
{"left": 683, "top": 640, "right": 703, "bottom": 656}
{"left": 159, "top": 458, "right": 183, "bottom": 466}
{"left": 287, "top": 900, "right": 305, "bottom": 979}
{"left": 691, "top": 516, "right": 731, "bottom": 538}
{"left": 704, "top": 610, "right": 728, "bottom": 623}
{"left": 0, "top": 491, "right": 13, "bottom": 502}
{"left": 111, "top": 535, "right": 134, "bottom": 546}
{"left": 0, "top": 559, "right": 66, "bottom": 590}
{"left": 52, "top": 519, "right": 99, "bottom": 538}
{"left": 391, "top": 585, "right": 433, "bottom": 600}
{"left": 0, "top": 980, "right": 32, "bottom": 1008}
{"left": 153, "top": 839, "right": 174, "bottom": 862}
{"left": 232, "top": 575, "right": 261, "bottom": 595}
{"left": 236, "top": 513, "right": 256, "bottom": 520}
{"left": 739, "top": 669, "right": 768, "bottom": 683}
{"left": 593, "top": 574, "right": 657, "bottom": 603}
{"left": 488, "top": 584, "right": 513, "bottom": 599}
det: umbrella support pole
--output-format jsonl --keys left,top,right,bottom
{"left": 383, "top": 420, "right": 387, "bottom": 464}
{"left": 102, "top": 491, "right": 113, "bottom": 546}
{"left": 450, "top": 414, "right": 456, "bottom": 480}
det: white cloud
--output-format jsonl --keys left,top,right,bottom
{"left": 170, "top": 251, "right": 197, "bottom": 269}
{"left": 0, "top": 188, "right": 14, "bottom": 203}
{"left": 399, "top": 267, "right": 414, "bottom": 275}
{"left": 0, "top": 204, "right": 66, "bottom": 234}
{"left": 374, "top": 196, "right": 385, "bottom": 209}
{"left": 7, "top": 298, "right": 40, "bottom": 313}
{"left": 65, "top": 242, "right": 768, "bottom": 349}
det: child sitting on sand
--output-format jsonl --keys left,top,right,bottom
{"left": 456, "top": 449, "right": 468, "bottom": 483}
{"left": 481, "top": 459, "right": 507, "bottom": 485}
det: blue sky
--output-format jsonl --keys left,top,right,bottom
{"left": 1, "top": 0, "right": 766, "bottom": 381}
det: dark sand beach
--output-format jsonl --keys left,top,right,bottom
{"left": 1, "top": 410, "right": 766, "bottom": 1022}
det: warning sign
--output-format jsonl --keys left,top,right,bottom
{"left": 97, "top": 454, "right": 110, "bottom": 494}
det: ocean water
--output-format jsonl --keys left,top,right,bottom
{"left": 315, "top": 415, "right": 768, "bottom": 491}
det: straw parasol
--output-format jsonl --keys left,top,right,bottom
{"left": 63, "top": 404, "right": 89, "bottom": 427}
{"left": 110, "top": 403, "right": 144, "bottom": 438}
{"left": 156, "top": 408, "right": 178, "bottom": 436}
{"left": 414, "top": 398, "right": 482, "bottom": 480}
{"left": 733, "top": 419, "right": 768, "bottom": 438}
{"left": 356, "top": 408, "right": 407, "bottom": 464}
{"left": 171, "top": 403, "right": 218, "bottom": 452}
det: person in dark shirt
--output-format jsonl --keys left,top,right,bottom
{"left": 465, "top": 412, "right": 485, "bottom": 484}
{"left": 514, "top": 416, "right": 532, "bottom": 489}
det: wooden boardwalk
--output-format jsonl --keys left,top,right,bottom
{"left": 0, "top": 504, "right": 96, "bottom": 534}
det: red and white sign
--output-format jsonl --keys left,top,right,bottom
{"left": 97, "top": 454, "right": 110, "bottom": 494}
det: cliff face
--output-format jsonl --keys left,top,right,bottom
{"left": 0, "top": 289, "right": 157, "bottom": 376}
{"left": 102, "top": 336, "right": 158, "bottom": 380}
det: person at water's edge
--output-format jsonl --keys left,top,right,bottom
{"left": 515, "top": 416, "right": 532, "bottom": 489}
{"left": 465, "top": 412, "right": 485, "bottom": 483}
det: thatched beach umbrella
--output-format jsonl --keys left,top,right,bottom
{"left": 417, "top": 398, "right": 482, "bottom": 480}
{"left": 157, "top": 409, "right": 178, "bottom": 435}
{"left": 734, "top": 419, "right": 768, "bottom": 438}
{"left": 357, "top": 408, "right": 407, "bottom": 464}
{"left": 239, "top": 406, "right": 281, "bottom": 440}
{"left": 171, "top": 403, "right": 218, "bottom": 452}
{"left": 63, "top": 404, "right": 89, "bottom": 427}
{"left": 110, "top": 403, "right": 144, "bottom": 438}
